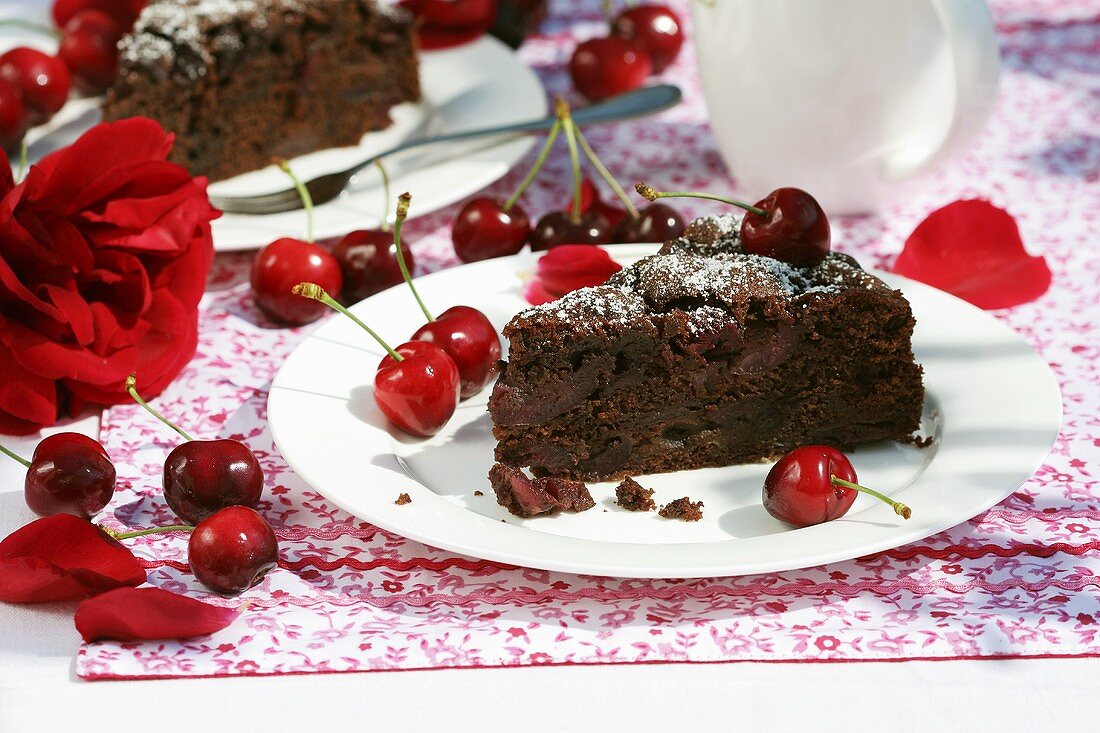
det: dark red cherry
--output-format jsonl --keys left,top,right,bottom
{"left": 188, "top": 506, "right": 279, "bottom": 595}
{"left": 741, "top": 188, "right": 831, "bottom": 267}
{"left": 0, "top": 48, "right": 72, "bottom": 125}
{"left": 412, "top": 305, "right": 501, "bottom": 399}
{"left": 22, "top": 433, "right": 115, "bottom": 519}
{"left": 251, "top": 238, "right": 343, "bottom": 324}
{"left": 569, "top": 36, "right": 652, "bottom": 102}
{"left": 58, "top": 10, "right": 125, "bottom": 94}
{"left": 374, "top": 341, "right": 461, "bottom": 437}
{"left": 762, "top": 445, "right": 911, "bottom": 528}
{"left": 611, "top": 5, "right": 684, "bottom": 73}
{"left": 53, "top": 0, "right": 146, "bottom": 29}
{"left": 163, "top": 439, "right": 264, "bottom": 525}
{"left": 529, "top": 210, "right": 612, "bottom": 251}
{"left": 452, "top": 197, "right": 531, "bottom": 263}
{"left": 612, "top": 203, "right": 685, "bottom": 243}
{"left": 332, "top": 229, "right": 414, "bottom": 304}
{"left": 0, "top": 78, "right": 28, "bottom": 153}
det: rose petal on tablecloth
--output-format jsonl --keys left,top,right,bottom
{"left": 75, "top": 587, "right": 240, "bottom": 643}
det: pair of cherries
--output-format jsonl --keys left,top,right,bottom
{"left": 570, "top": 3, "right": 684, "bottom": 101}
{"left": 451, "top": 98, "right": 686, "bottom": 263}
{"left": 296, "top": 192, "right": 501, "bottom": 437}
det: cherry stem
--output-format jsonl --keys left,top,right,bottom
{"left": 504, "top": 118, "right": 561, "bottom": 212}
{"left": 0, "top": 442, "right": 31, "bottom": 468}
{"left": 831, "top": 476, "right": 912, "bottom": 520}
{"left": 392, "top": 192, "right": 434, "bottom": 323}
{"left": 557, "top": 98, "right": 584, "bottom": 225}
{"left": 0, "top": 19, "right": 59, "bottom": 38}
{"left": 104, "top": 524, "right": 194, "bottom": 540}
{"left": 635, "top": 183, "right": 768, "bottom": 217}
{"left": 126, "top": 374, "right": 195, "bottom": 443}
{"left": 374, "top": 159, "right": 391, "bottom": 232}
{"left": 292, "top": 283, "right": 404, "bottom": 362}
{"left": 601, "top": 0, "right": 616, "bottom": 22}
{"left": 275, "top": 158, "right": 313, "bottom": 243}
{"left": 576, "top": 127, "right": 639, "bottom": 219}
{"left": 17, "top": 141, "right": 27, "bottom": 182}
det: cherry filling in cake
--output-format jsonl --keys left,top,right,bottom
{"left": 489, "top": 214, "right": 926, "bottom": 481}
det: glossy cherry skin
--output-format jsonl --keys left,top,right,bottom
{"left": 374, "top": 341, "right": 460, "bottom": 437}
{"left": 188, "top": 506, "right": 279, "bottom": 595}
{"left": 332, "top": 229, "right": 413, "bottom": 304}
{"left": 611, "top": 5, "right": 684, "bottom": 73}
{"left": 0, "top": 79, "right": 28, "bottom": 154}
{"left": 251, "top": 238, "right": 343, "bottom": 324}
{"left": 58, "top": 10, "right": 125, "bottom": 94}
{"left": 0, "top": 48, "right": 72, "bottom": 125}
{"left": 741, "top": 187, "right": 831, "bottom": 267}
{"left": 762, "top": 446, "right": 858, "bottom": 528}
{"left": 53, "top": 0, "right": 146, "bottom": 29}
{"left": 569, "top": 36, "right": 652, "bottom": 102}
{"left": 24, "top": 432, "right": 115, "bottom": 519}
{"left": 163, "top": 439, "right": 264, "bottom": 525}
{"left": 452, "top": 197, "right": 531, "bottom": 263}
{"left": 611, "top": 203, "right": 685, "bottom": 243}
{"left": 411, "top": 306, "right": 501, "bottom": 399}
{"left": 529, "top": 210, "right": 612, "bottom": 251}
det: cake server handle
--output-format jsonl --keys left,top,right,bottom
{"left": 208, "top": 84, "right": 682, "bottom": 216}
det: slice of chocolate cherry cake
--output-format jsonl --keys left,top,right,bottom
{"left": 489, "top": 215, "right": 925, "bottom": 481}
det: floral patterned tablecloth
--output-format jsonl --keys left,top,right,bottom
{"left": 78, "top": 0, "right": 1100, "bottom": 678}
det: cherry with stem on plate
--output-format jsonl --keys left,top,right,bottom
{"left": 529, "top": 99, "right": 612, "bottom": 251}
{"left": 0, "top": 434, "right": 115, "bottom": 519}
{"left": 763, "top": 445, "right": 912, "bottom": 528}
{"left": 292, "top": 283, "right": 460, "bottom": 436}
{"left": 636, "top": 183, "right": 831, "bottom": 267}
{"left": 126, "top": 374, "right": 264, "bottom": 524}
{"left": 610, "top": 4, "right": 684, "bottom": 73}
{"left": 569, "top": 36, "right": 652, "bottom": 102}
{"left": 251, "top": 159, "right": 343, "bottom": 325}
{"left": 394, "top": 192, "right": 502, "bottom": 398}
{"left": 452, "top": 119, "right": 565, "bottom": 262}
{"left": 58, "top": 10, "right": 124, "bottom": 94}
{"left": 188, "top": 505, "right": 279, "bottom": 595}
{"left": 0, "top": 47, "right": 72, "bottom": 125}
{"left": 333, "top": 160, "right": 416, "bottom": 303}
{"left": 0, "top": 78, "right": 28, "bottom": 154}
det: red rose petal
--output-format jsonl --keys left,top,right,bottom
{"left": 893, "top": 199, "right": 1053, "bottom": 310}
{"left": 525, "top": 245, "right": 623, "bottom": 304}
{"left": 75, "top": 587, "right": 240, "bottom": 643}
{"left": 0, "top": 515, "right": 146, "bottom": 603}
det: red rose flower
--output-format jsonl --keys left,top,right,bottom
{"left": 525, "top": 245, "right": 623, "bottom": 305}
{"left": 0, "top": 117, "right": 219, "bottom": 434}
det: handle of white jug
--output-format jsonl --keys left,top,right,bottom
{"left": 914, "top": 0, "right": 1001, "bottom": 175}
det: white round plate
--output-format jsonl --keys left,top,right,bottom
{"left": 268, "top": 245, "right": 1062, "bottom": 578}
{"left": 4, "top": 25, "right": 544, "bottom": 252}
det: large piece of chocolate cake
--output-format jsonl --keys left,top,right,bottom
{"left": 489, "top": 215, "right": 925, "bottom": 481}
{"left": 104, "top": 0, "right": 420, "bottom": 181}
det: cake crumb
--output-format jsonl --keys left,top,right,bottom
{"left": 394, "top": 493, "right": 411, "bottom": 505}
{"left": 615, "top": 477, "right": 656, "bottom": 512}
{"left": 659, "top": 496, "right": 703, "bottom": 521}
{"left": 474, "top": 490, "right": 484, "bottom": 496}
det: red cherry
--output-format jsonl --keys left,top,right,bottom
{"left": 529, "top": 210, "right": 612, "bottom": 251}
{"left": 251, "top": 238, "right": 343, "bottom": 325}
{"left": 374, "top": 341, "right": 461, "bottom": 436}
{"left": 762, "top": 445, "right": 911, "bottom": 528}
{"left": 611, "top": 202, "right": 685, "bottom": 243}
{"left": 452, "top": 197, "right": 531, "bottom": 263}
{"left": 0, "top": 78, "right": 28, "bottom": 153}
{"left": 16, "top": 432, "right": 115, "bottom": 519}
{"left": 569, "top": 36, "right": 652, "bottom": 102}
{"left": 188, "top": 506, "right": 279, "bottom": 595}
{"left": 0, "top": 48, "right": 72, "bottom": 125}
{"left": 611, "top": 5, "right": 684, "bottom": 73}
{"left": 53, "top": 0, "right": 146, "bottom": 29}
{"left": 412, "top": 305, "right": 501, "bottom": 399}
{"left": 741, "top": 188, "right": 831, "bottom": 267}
{"left": 58, "top": 10, "right": 125, "bottom": 94}
{"left": 164, "top": 439, "right": 264, "bottom": 525}
{"left": 332, "top": 229, "right": 414, "bottom": 304}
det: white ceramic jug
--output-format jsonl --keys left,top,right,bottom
{"left": 691, "top": 0, "right": 1000, "bottom": 214}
